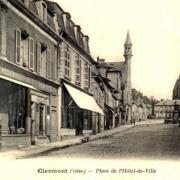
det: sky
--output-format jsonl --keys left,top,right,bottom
{"left": 53, "top": 0, "right": 180, "bottom": 100}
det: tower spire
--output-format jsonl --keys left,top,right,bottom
{"left": 124, "top": 30, "right": 132, "bottom": 45}
{"left": 124, "top": 30, "right": 132, "bottom": 59}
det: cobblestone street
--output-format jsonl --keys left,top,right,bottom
{"left": 37, "top": 122, "right": 180, "bottom": 160}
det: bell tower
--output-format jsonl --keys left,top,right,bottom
{"left": 123, "top": 31, "right": 133, "bottom": 122}
{"left": 124, "top": 30, "right": 132, "bottom": 89}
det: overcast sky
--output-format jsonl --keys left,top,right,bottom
{"left": 53, "top": 0, "right": 180, "bottom": 100}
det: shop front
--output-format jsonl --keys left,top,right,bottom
{"left": 61, "top": 83, "right": 104, "bottom": 138}
{"left": 0, "top": 77, "right": 31, "bottom": 149}
{"left": 0, "top": 72, "right": 59, "bottom": 149}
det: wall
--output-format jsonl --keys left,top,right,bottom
{"left": 6, "top": 9, "right": 57, "bottom": 81}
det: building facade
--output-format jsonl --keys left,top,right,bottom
{"left": 131, "top": 89, "right": 151, "bottom": 122}
{"left": 47, "top": 1, "right": 104, "bottom": 138}
{"left": 154, "top": 100, "right": 180, "bottom": 119}
{"left": 0, "top": 0, "right": 61, "bottom": 148}
{"left": 105, "top": 32, "right": 133, "bottom": 124}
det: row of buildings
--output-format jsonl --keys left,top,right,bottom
{"left": 152, "top": 76, "right": 180, "bottom": 120}
{"left": 0, "top": 0, "right": 151, "bottom": 149}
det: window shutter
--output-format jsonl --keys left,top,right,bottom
{"left": 36, "top": 43, "right": 41, "bottom": 74}
{"left": 29, "top": 37, "right": 34, "bottom": 70}
{"left": 46, "top": 49, "right": 51, "bottom": 78}
{"left": 88, "top": 66, "right": 91, "bottom": 88}
{"left": 15, "top": 29, "right": 21, "bottom": 64}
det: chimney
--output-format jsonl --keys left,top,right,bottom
{"left": 97, "top": 57, "right": 100, "bottom": 62}
{"left": 99, "top": 59, "right": 105, "bottom": 63}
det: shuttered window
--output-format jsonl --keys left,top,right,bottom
{"left": 29, "top": 37, "right": 34, "bottom": 70}
{"left": 75, "top": 54, "right": 81, "bottom": 84}
{"left": 36, "top": 43, "right": 41, "bottom": 74}
{"left": 84, "top": 62, "right": 89, "bottom": 88}
{"left": 15, "top": 29, "right": 21, "bottom": 64}
{"left": 64, "top": 47, "right": 71, "bottom": 78}
{"left": 46, "top": 49, "right": 51, "bottom": 78}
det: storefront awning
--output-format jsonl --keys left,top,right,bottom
{"left": 64, "top": 83, "right": 104, "bottom": 115}
{"left": 0, "top": 74, "right": 37, "bottom": 90}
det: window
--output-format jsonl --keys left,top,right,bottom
{"left": 46, "top": 49, "right": 51, "bottom": 78}
{"left": 15, "top": 30, "right": 21, "bottom": 64}
{"left": 36, "top": 43, "right": 51, "bottom": 78}
{"left": 36, "top": 43, "right": 41, "bottom": 74}
{"left": 75, "top": 55, "right": 81, "bottom": 84}
{"left": 36, "top": 43, "right": 49, "bottom": 77}
{"left": 16, "top": 29, "right": 34, "bottom": 69}
{"left": 41, "top": 46, "right": 47, "bottom": 77}
{"left": 64, "top": 46, "right": 71, "bottom": 78}
{"left": 84, "top": 61, "right": 90, "bottom": 88}
{"left": 29, "top": 37, "right": 34, "bottom": 70}
{"left": 42, "top": 3, "right": 47, "bottom": 23}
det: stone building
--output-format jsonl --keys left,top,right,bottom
{"left": 154, "top": 100, "right": 180, "bottom": 119}
{"left": 0, "top": 0, "right": 62, "bottom": 148}
{"left": 131, "top": 89, "right": 151, "bottom": 122}
{"left": 92, "top": 60, "right": 118, "bottom": 132}
{"left": 106, "top": 32, "right": 133, "bottom": 124}
{"left": 47, "top": 1, "right": 104, "bottom": 138}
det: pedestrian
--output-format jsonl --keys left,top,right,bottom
{"left": 133, "top": 119, "right": 136, "bottom": 125}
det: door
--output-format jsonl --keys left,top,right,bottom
{"left": 75, "top": 110, "right": 83, "bottom": 136}
{"left": 39, "top": 104, "right": 46, "bottom": 136}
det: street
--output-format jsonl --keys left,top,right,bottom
{"left": 36, "top": 121, "right": 180, "bottom": 160}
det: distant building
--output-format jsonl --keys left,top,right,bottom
{"left": 131, "top": 89, "right": 151, "bottom": 122}
{"left": 154, "top": 99, "right": 180, "bottom": 119}
{"left": 173, "top": 76, "right": 180, "bottom": 100}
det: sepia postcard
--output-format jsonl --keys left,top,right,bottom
{"left": 0, "top": 0, "right": 180, "bottom": 179}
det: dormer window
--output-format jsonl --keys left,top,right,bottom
{"left": 62, "top": 12, "right": 71, "bottom": 33}
{"left": 74, "top": 25, "right": 81, "bottom": 45}
{"left": 42, "top": 3, "right": 47, "bottom": 23}
{"left": 35, "top": 1, "right": 47, "bottom": 23}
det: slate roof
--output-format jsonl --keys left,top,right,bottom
{"left": 156, "top": 99, "right": 180, "bottom": 106}
{"left": 106, "top": 61, "right": 127, "bottom": 86}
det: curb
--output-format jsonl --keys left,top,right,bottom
{"left": 16, "top": 125, "right": 137, "bottom": 159}
{"left": 16, "top": 139, "right": 83, "bottom": 159}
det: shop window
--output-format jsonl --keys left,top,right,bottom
{"left": 62, "top": 89, "right": 76, "bottom": 129}
{"left": 75, "top": 54, "right": 81, "bottom": 84}
{"left": 7, "top": 85, "right": 27, "bottom": 134}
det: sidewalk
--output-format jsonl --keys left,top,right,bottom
{"left": 0, "top": 119, "right": 163, "bottom": 160}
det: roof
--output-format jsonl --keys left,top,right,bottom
{"left": 124, "top": 31, "right": 132, "bottom": 45}
{"left": 155, "top": 99, "right": 180, "bottom": 106}
{"left": 106, "top": 61, "right": 127, "bottom": 85}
